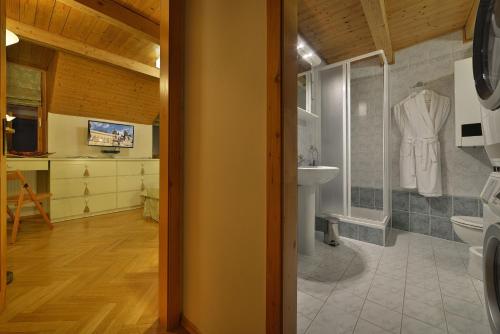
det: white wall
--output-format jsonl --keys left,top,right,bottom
{"left": 48, "top": 113, "right": 153, "bottom": 158}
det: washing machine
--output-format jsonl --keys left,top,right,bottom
{"left": 474, "top": 0, "right": 500, "bottom": 332}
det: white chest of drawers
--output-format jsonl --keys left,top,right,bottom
{"left": 50, "top": 159, "right": 159, "bottom": 222}
{"left": 7, "top": 158, "right": 49, "bottom": 171}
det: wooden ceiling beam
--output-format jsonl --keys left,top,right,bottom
{"left": 6, "top": 18, "right": 160, "bottom": 78}
{"left": 360, "top": 0, "right": 394, "bottom": 64}
{"left": 57, "top": 0, "right": 159, "bottom": 44}
{"left": 464, "top": 0, "right": 480, "bottom": 41}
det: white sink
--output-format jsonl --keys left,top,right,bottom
{"left": 298, "top": 165, "right": 339, "bottom": 255}
{"left": 298, "top": 166, "right": 339, "bottom": 186}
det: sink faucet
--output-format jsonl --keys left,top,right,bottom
{"left": 309, "top": 145, "right": 319, "bottom": 166}
{"left": 298, "top": 154, "right": 306, "bottom": 166}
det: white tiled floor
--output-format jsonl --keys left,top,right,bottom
{"left": 297, "top": 229, "right": 491, "bottom": 334}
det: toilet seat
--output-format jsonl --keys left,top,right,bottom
{"left": 451, "top": 216, "right": 483, "bottom": 230}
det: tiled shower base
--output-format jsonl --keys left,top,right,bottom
{"left": 298, "top": 230, "right": 489, "bottom": 334}
{"left": 316, "top": 212, "right": 390, "bottom": 246}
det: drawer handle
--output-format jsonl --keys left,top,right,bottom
{"left": 84, "top": 183, "right": 90, "bottom": 196}
{"left": 84, "top": 200, "right": 90, "bottom": 213}
{"left": 84, "top": 166, "right": 90, "bottom": 177}
{"left": 141, "top": 167, "right": 145, "bottom": 176}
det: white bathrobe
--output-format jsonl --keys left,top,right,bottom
{"left": 394, "top": 91, "right": 450, "bottom": 197}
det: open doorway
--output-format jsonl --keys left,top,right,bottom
{"left": 0, "top": 1, "right": 184, "bottom": 332}
{"left": 270, "top": 1, "right": 489, "bottom": 334}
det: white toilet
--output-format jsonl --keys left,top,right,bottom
{"left": 451, "top": 214, "right": 484, "bottom": 280}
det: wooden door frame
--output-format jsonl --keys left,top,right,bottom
{"left": 161, "top": 0, "right": 300, "bottom": 331}
{"left": 267, "top": 0, "right": 298, "bottom": 333}
{"left": 0, "top": 0, "right": 7, "bottom": 312}
{"left": 159, "top": 0, "right": 185, "bottom": 332}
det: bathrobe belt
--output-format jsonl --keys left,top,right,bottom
{"left": 403, "top": 137, "right": 417, "bottom": 178}
{"left": 405, "top": 136, "right": 438, "bottom": 172}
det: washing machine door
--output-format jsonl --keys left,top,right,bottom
{"left": 484, "top": 223, "right": 500, "bottom": 332}
{"left": 473, "top": 0, "right": 500, "bottom": 110}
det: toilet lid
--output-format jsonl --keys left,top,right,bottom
{"left": 451, "top": 216, "right": 484, "bottom": 229}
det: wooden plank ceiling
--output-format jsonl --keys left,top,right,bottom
{"left": 4, "top": 1, "right": 479, "bottom": 71}
{"left": 299, "top": 0, "right": 478, "bottom": 64}
{"left": 112, "top": 0, "right": 160, "bottom": 23}
{"left": 6, "top": 0, "right": 160, "bottom": 75}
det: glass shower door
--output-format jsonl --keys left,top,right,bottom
{"left": 319, "top": 65, "right": 346, "bottom": 215}
{"left": 349, "top": 56, "right": 386, "bottom": 222}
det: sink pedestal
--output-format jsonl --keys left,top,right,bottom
{"left": 297, "top": 166, "right": 339, "bottom": 256}
{"left": 298, "top": 185, "right": 316, "bottom": 256}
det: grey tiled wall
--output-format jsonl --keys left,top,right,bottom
{"left": 391, "top": 190, "right": 483, "bottom": 242}
{"left": 351, "top": 186, "right": 383, "bottom": 210}
{"left": 350, "top": 187, "right": 483, "bottom": 242}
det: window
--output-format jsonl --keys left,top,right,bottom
{"left": 6, "top": 63, "right": 47, "bottom": 154}
{"left": 7, "top": 104, "right": 41, "bottom": 153}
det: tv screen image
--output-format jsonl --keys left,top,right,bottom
{"left": 88, "top": 120, "right": 134, "bottom": 148}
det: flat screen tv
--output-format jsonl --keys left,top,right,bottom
{"left": 88, "top": 120, "right": 134, "bottom": 148}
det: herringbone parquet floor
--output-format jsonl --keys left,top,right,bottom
{"left": 0, "top": 209, "right": 161, "bottom": 334}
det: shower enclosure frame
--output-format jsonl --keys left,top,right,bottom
{"left": 313, "top": 50, "right": 391, "bottom": 226}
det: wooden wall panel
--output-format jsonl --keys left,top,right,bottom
{"left": 7, "top": 40, "right": 55, "bottom": 70}
{"left": 49, "top": 52, "right": 159, "bottom": 124}
{"left": 0, "top": 0, "right": 7, "bottom": 312}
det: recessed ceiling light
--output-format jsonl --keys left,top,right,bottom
{"left": 297, "top": 36, "right": 322, "bottom": 67}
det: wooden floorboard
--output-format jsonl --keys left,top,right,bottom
{"left": 0, "top": 209, "right": 161, "bottom": 333}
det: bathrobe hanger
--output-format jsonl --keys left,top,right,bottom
{"left": 406, "top": 82, "right": 433, "bottom": 106}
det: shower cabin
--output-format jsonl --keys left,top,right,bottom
{"left": 302, "top": 51, "right": 391, "bottom": 242}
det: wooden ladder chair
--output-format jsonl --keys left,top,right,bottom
{"left": 7, "top": 170, "right": 53, "bottom": 243}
